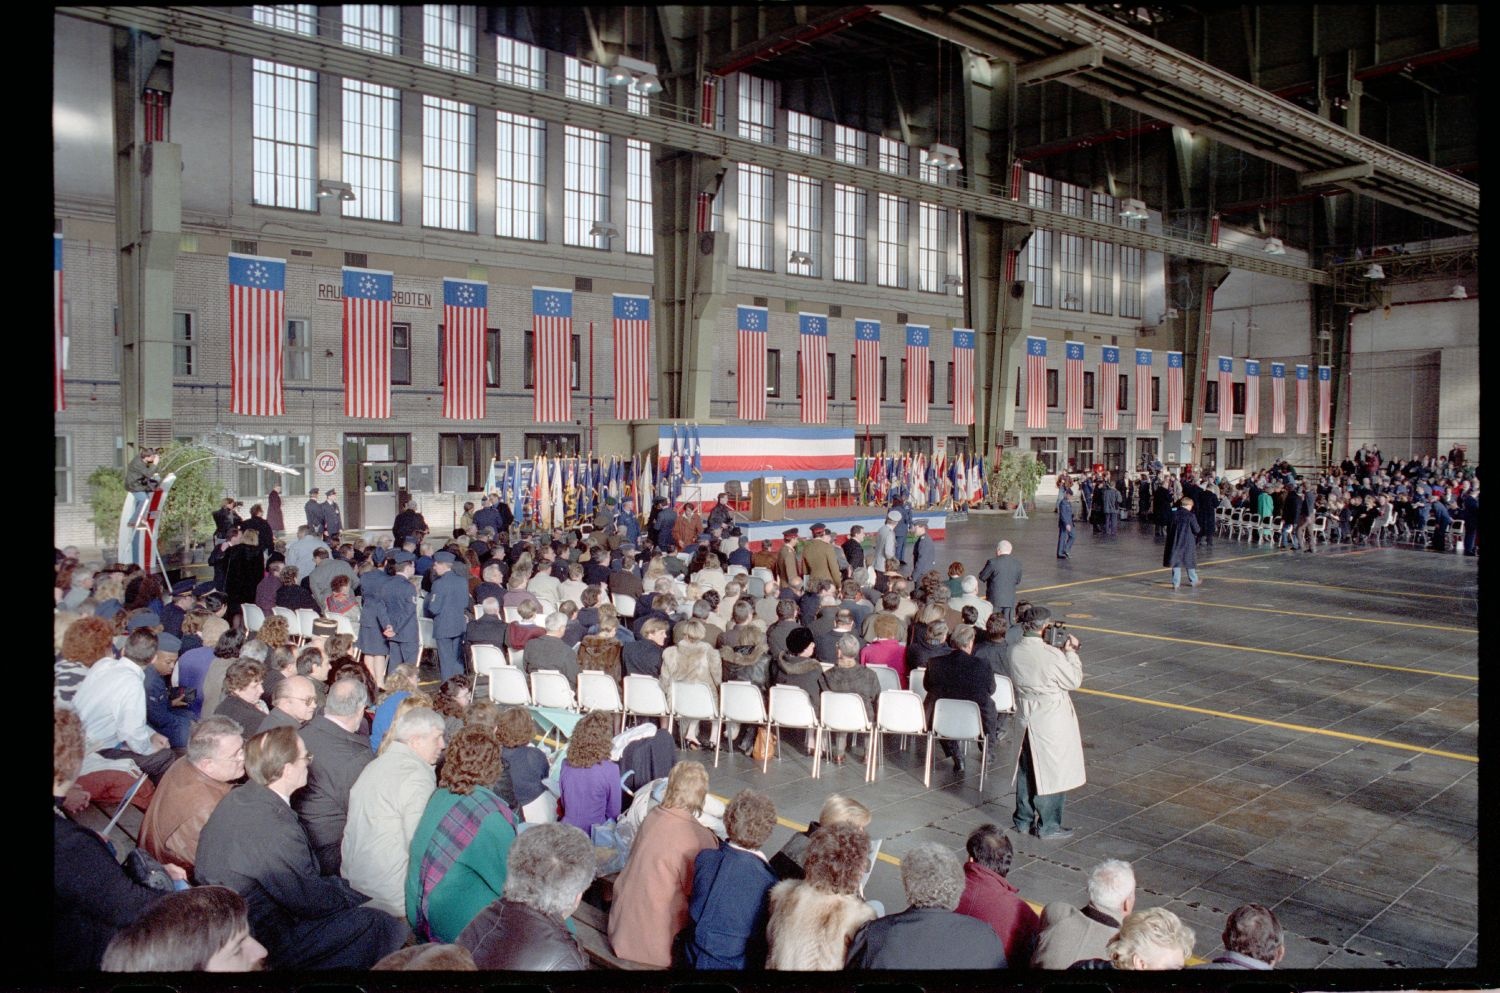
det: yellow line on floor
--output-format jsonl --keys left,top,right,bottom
{"left": 1019, "top": 550, "right": 1284, "bottom": 594}
{"left": 1075, "top": 687, "right": 1478, "bottom": 763}
{"left": 1095, "top": 590, "right": 1477, "bottom": 634}
{"left": 1062, "top": 623, "right": 1478, "bottom": 682}
{"left": 1207, "top": 575, "right": 1477, "bottom": 603}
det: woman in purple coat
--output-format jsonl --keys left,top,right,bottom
{"left": 266, "top": 483, "right": 284, "bottom": 533}
{"left": 557, "top": 710, "right": 621, "bottom": 836}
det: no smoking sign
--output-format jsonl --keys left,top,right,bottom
{"left": 316, "top": 450, "right": 340, "bottom": 475}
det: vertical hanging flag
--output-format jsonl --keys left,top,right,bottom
{"left": 1217, "top": 357, "right": 1234, "bottom": 432}
{"left": 532, "top": 287, "right": 573, "bottom": 422}
{"left": 905, "top": 324, "right": 930, "bottom": 424}
{"left": 1100, "top": 346, "right": 1119, "bottom": 431}
{"left": 228, "top": 254, "right": 287, "bottom": 417}
{"left": 441, "top": 278, "right": 488, "bottom": 420}
{"left": 1134, "top": 349, "right": 1153, "bottom": 431}
{"left": 1244, "top": 360, "right": 1261, "bottom": 435}
{"left": 1025, "top": 336, "right": 1048, "bottom": 429}
{"left": 1064, "top": 342, "right": 1085, "bottom": 430}
{"left": 736, "top": 305, "right": 768, "bottom": 420}
{"left": 343, "top": 266, "right": 393, "bottom": 418}
{"left": 1270, "top": 362, "right": 1287, "bottom": 434}
{"left": 1295, "top": 364, "right": 1310, "bottom": 434}
{"left": 613, "top": 294, "right": 651, "bottom": 421}
{"left": 1166, "top": 351, "right": 1184, "bottom": 431}
{"left": 855, "top": 319, "right": 881, "bottom": 425}
{"left": 689, "top": 422, "right": 703, "bottom": 479}
{"left": 799, "top": 312, "right": 829, "bottom": 423}
{"left": 1318, "top": 365, "right": 1332, "bottom": 433}
{"left": 952, "top": 329, "right": 975, "bottom": 426}
{"left": 54, "top": 234, "right": 65, "bottom": 412}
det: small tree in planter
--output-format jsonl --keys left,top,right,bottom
{"left": 87, "top": 442, "right": 221, "bottom": 569}
{"left": 994, "top": 450, "right": 1046, "bottom": 512}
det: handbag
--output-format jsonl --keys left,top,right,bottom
{"left": 751, "top": 727, "right": 777, "bottom": 762}
{"left": 124, "top": 847, "right": 176, "bottom": 892}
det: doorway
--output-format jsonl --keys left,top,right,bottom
{"left": 342, "top": 434, "right": 410, "bottom": 530}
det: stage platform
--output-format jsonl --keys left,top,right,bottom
{"left": 722, "top": 505, "right": 949, "bottom": 547}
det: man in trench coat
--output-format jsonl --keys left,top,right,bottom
{"left": 1007, "top": 606, "right": 1084, "bottom": 841}
{"left": 1163, "top": 497, "right": 1201, "bottom": 590}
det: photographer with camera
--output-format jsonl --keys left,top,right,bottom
{"left": 1008, "top": 605, "right": 1085, "bottom": 841}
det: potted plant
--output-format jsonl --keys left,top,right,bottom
{"left": 994, "top": 451, "right": 1046, "bottom": 512}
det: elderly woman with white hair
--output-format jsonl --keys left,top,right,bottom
{"left": 456, "top": 823, "right": 593, "bottom": 970}
{"left": 844, "top": 842, "right": 1006, "bottom": 969}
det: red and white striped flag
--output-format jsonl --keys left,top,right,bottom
{"left": 442, "top": 278, "right": 487, "bottom": 420}
{"left": 613, "top": 294, "right": 651, "bottom": 420}
{"left": 1166, "top": 351, "right": 1184, "bottom": 431}
{"left": 532, "top": 287, "right": 573, "bottom": 422}
{"left": 1025, "top": 336, "right": 1047, "bottom": 429}
{"left": 1100, "top": 347, "right": 1119, "bottom": 430}
{"left": 736, "top": 305, "right": 768, "bottom": 420}
{"left": 1318, "top": 364, "right": 1332, "bottom": 433}
{"left": 1270, "top": 362, "right": 1286, "bottom": 433}
{"left": 1295, "top": 364, "right": 1310, "bottom": 434}
{"left": 952, "top": 329, "right": 975, "bottom": 425}
{"left": 1064, "top": 342, "right": 1084, "bottom": 430}
{"left": 1244, "top": 360, "right": 1261, "bottom": 435}
{"left": 799, "top": 312, "right": 829, "bottom": 423}
{"left": 54, "top": 234, "right": 65, "bottom": 412}
{"left": 228, "top": 254, "right": 286, "bottom": 417}
{"left": 906, "top": 325, "right": 930, "bottom": 424}
{"left": 1134, "top": 348, "right": 1153, "bottom": 431}
{"left": 855, "top": 319, "right": 880, "bottom": 425}
{"left": 1217, "top": 356, "right": 1234, "bottom": 432}
{"left": 342, "top": 267, "right": 392, "bottom": 418}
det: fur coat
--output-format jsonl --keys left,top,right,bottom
{"left": 765, "top": 879, "right": 877, "bottom": 971}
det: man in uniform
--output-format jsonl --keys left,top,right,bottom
{"left": 376, "top": 551, "right": 420, "bottom": 676}
{"left": 1100, "top": 473, "right": 1120, "bottom": 536}
{"left": 303, "top": 488, "right": 326, "bottom": 541}
{"left": 1056, "top": 489, "right": 1075, "bottom": 559}
{"left": 776, "top": 528, "right": 804, "bottom": 586}
{"left": 908, "top": 520, "right": 935, "bottom": 581}
{"left": 889, "top": 495, "right": 913, "bottom": 566}
{"left": 801, "top": 524, "right": 841, "bottom": 588}
{"left": 322, "top": 489, "right": 343, "bottom": 543}
{"left": 425, "top": 550, "right": 472, "bottom": 681}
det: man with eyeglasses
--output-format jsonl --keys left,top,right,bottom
{"left": 139, "top": 715, "right": 246, "bottom": 873}
{"left": 256, "top": 676, "right": 320, "bottom": 735}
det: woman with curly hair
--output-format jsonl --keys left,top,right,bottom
{"left": 274, "top": 565, "right": 322, "bottom": 615}
{"left": 56, "top": 615, "right": 116, "bottom": 707}
{"left": 765, "top": 823, "right": 877, "bottom": 970}
{"left": 254, "top": 614, "right": 293, "bottom": 652}
{"left": 433, "top": 675, "right": 474, "bottom": 740}
{"left": 558, "top": 710, "right": 621, "bottom": 836}
{"left": 678, "top": 789, "right": 779, "bottom": 969}
{"left": 405, "top": 725, "right": 519, "bottom": 943}
{"left": 323, "top": 573, "right": 358, "bottom": 616}
{"left": 496, "top": 706, "right": 548, "bottom": 815}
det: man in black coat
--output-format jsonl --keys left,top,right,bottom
{"left": 846, "top": 842, "right": 1006, "bottom": 969}
{"left": 1194, "top": 479, "right": 1219, "bottom": 547}
{"left": 976, "top": 540, "right": 1023, "bottom": 624}
{"left": 1163, "top": 497, "right": 1201, "bottom": 590}
{"left": 392, "top": 501, "right": 428, "bottom": 549}
{"left": 922, "top": 624, "right": 999, "bottom": 773}
{"left": 292, "top": 678, "right": 373, "bottom": 876}
{"left": 1152, "top": 479, "right": 1174, "bottom": 537}
{"left": 303, "top": 489, "right": 325, "bottom": 540}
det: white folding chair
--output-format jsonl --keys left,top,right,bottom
{"left": 908, "top": 667, "right": 927, "bottom": 702}
{"left": 330, "top": 613, "right": 356, "bottom": 637}
{"left": 536, "top": 597, "right": 559, "bottom": 616}
{"left": 818, "top": 691, "right": 874, "bottom": 780}
{"left": 668, "top": 682, "right": 720, "bottom": 750}
{"left": 716, "top": 680, "right": 768, "bottom": 769}
{"left": 241, "top": 603, "right": 266, "bottom": 634}
{"left": 872, "top": 689, "right": 926, "bottom": 779}
{"left": 992, "top": 674, "right": 1016, "bottom": 715}
{"left": 622, "top": 675, "right": 670, "bottom": 730}
{"left": 418, "top": 617, "right": 436, "bottom": 655}
{"left": 272, "top": 606, "right": 299, "bottom": 632}
{"left": 925, "top": 698, "right": 989, "bottom": 790}
{"left": 470, "top": 644, "right": 507, "bottom": 683}
{"left": 530, "top": 670, "right": 578, "bottom": 710}
{"left": 866, "top": 664, "right": 901, "bottom": 695}
{"left": 503, "top": 606, "right": 524, "bottom": 624}
{"left": 295, "top": 608, "right": 320, "bottom": 641}
{"left": 488, "top": 665, "right": 531, "bottom": 706}
{"left": 473, "top": 604, "right": 485, "bottom": 619}
{"left": 577, "top": 670, "right": 624, "bottom": 731}
{"left": 766, "top": 685, "right": 819, "bottom": 775}
{"left": 1449, "top": 519, "right": 1465, "bottom": 553}
{"left": 611, "top": 592, "right": 637, "bottom": 620}
{"left": 521, "top": 792, "right": 558, "bottom": 824}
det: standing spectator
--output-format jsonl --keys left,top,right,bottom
{"left": 907, "top": 520, "right": 935, "bottom": 583}
{"left": 266, "top": 482, "right": 284, "bottom": 533}
{"left": 1163, "top": 496, "right": 1201, "bottom": 589}
{"left": 765, "top": 823, "right": 876, "bottom": 970}
{"left": 889, "top": 496, "right": 913, "bottom": 565}
{"left": 1007, "top": 606, "right": 1084, "bottom": 840}
{"left": 955, "top": 824, "right": 1041, "bottom": 966}
{"left": 678, "top": 790, "right": 779, "bottom": 970}
{"left": 977, "top": 541, "right": 1023, "bottom": 624}
{"left": 223, "top": 530, "right": 265, "bottom": 620}
{"left": 426, "top": 550, "right": 472, "bottom": 681}
{"left": 303, "top": 488, "right": 325, "bottom": 540}
{"left": 322, "top": 489, "right": 343, "bottom": 542}
{"left": 243, "top": 503, "right": 275, "bottom": 555}
{"left": 846, "top": 842, "right": 1005, "bottom": 969}
{"left": 456, "top": 823, "right": 592, "bottom": 971}
{"left": 557, "top": 711, "right": 623, "bottom": 837}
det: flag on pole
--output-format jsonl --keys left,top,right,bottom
{"left": 1100, "top": 346, "right": 1119, "bottom": 430}
{"left": 855, "top": 319, "right": 881, "bottom": 425}
{"left": 441, "top": 278, "right": 487, "bottom": 420}
{"left": 1166, "top": 351, "right": 1184, "bottom": 431}
{"left": 1025, "top": 336, "right": 1048, "bottom": 429}
{"left": 342, "top": 267, "right": 393, "bottom": 418}
{"left": 905, "top": 325, "right": 930, "bottom": 424}
{"left": 1318, "top": 365, "right": 1332, "bottom": 433}
{"left": 612, "top": 294, "right": 650, "bottom": 420}
{"left": 1295, "top": 364, "right": 1310, "bottom": 434}
{"left": 689, "top": 422, "right": 703, "bottom": 479}
{"left": 952, "top": 329, "right": 975, "bottom": 426}
{"left": 1217, "top": 357, "right": 1234, "bottom": 432}
{"left": 536, "top": 454, "right": 550, "bottom": 530}
{"left": 1244, "top": 360, "right": 1261, "bottom": 435}
{"left": 227, "top": 254, "right": 287, "bottom": 417}
{"left": 1270, "top": 362, "right": 1287, "bottom": 434}
{"left": 532, "top": 287, "right": 573, "bottom": 422}
{"left": 54, "top": 234, "right": 65, "bottom": 412}
{"left": 736, "top": 305, "right": 768, "bottom": 420}
{"left": 550, "top": 456, "right": 564, "bottom": 526}
{"left": 1064, "top": 342, "right": 1084, "bottom": 430}
{"left": 799, "top": 312, "right": 829, "bottom": 423}
{"left": 1134, "top": 349, "right": 1153, "bottom": 430}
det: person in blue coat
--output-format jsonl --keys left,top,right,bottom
{"left": 1163, "top": 497, "right": 1201, "bottom": 590}
{"left": 1057, "top": 486, "right": 1075, "bottom": 559}
{"left": 889, "top": 496, "right": 912, "bottom": 565}
{"left": 907, "top": 520, "right": 935, "bottom": 582}
{"left": 425, "top": 550, "right": 472, "bottom": 681}
{"left": 615, "top": 497, "right": 642, "bottom": 545}
{"left": 376, "top": 551, "right": 420, "bottom": 677}
{"left": 654, "top": 500, "right": 678, "bottom": 550}
{"left": 677, "top": 790, "right": 780, "bottom": 970}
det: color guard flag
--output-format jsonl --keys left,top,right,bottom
{"left": 1270, "top": 362, "right": 1287, "bottom": 433}
{"left": 799, "top": 312, "right": 829, "bottom": 423}
{"left": 343, "top": 267, "right": 393, "bottom": 418}
{"left": 1025, "top": 336, "right": 1048, "bottom": 429}
{"left": 1217, "top": 356, "right": 1234, "bottom": 432}
{"left": 1244, "top": 360, "right": 1261, "bottom": 435}
{"left": 532, "top": 287, "right": 573, "bottom": 422}
{"left": 1318, "top": 364, "right": 1332, "bottom": 433}
{"left": 1100, "top": 346, "right": 1119, "bottom": 430}
{"left": 228, "top": 254, "right": 287, "bottom": 417}
{"left": 952, "top": 329, "right": 975, "bottom": 426}
{"left": 613, "top": 294, "right": 651, "bottom": 420}
{"left": 1134, "top": 349, "right": 1153, "bottom": 430}
{"left": 1064, "top": 342, "right": 1085, "bottom": 430}
{"left": 1295, "top": 363, "right": 1310, "bottom": 434}
{"left": 441, "top": 278, "right": 487, "bottom": 420}
{"left": 54, "top": 234, "right": 65, "bottom": 412}
{"left": 855, "top": 319, "right": 881, "bottom": 425}
{"left": 737, "top": 305, "right": 768, "bottom": 420}
{"left": 905, "top": 324, "right": 930, "bottom": 424}
{"left": 1166, "top": 351, "right": 1184, "bottom": 431}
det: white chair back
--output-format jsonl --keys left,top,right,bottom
{"left": 926, "top": 697, "right": 989, "bottom": 789}
{"left": 992, "top": 674, "right": 1016, "bottom": 714}
{"left": 767, "top": 685, "right": 818, "bottom": 729}
{"left": 330, "top": 612, "right": 356, "bottom": 637}
{"left": 521, "top": 791, "right": 557, "bottom": 824}
{"left": 908, "top": 667, "right": 927, "bottom": 701}
{"left": 295, "top": 608, "right": 320, "bottom": 639}
{"left": 622, "top": 674, "right": 669, "bottom": 721}
{"left": 470, "top": 644, "right": 506, "bottom": 679}
{"left": 272, "top": 606, "right": 299, "bottom": 629}
{"left": 418, "top": 617, "right": 436, "bottom": 650}
{"left": 719, "top": 681, "right": 768, "bottom": 724}
{"left": 669, "top": 681, "right": 718, "bottom": 722}
{"left": 875, "top": 689, "right": 926, "bottom": 736}
{"left": 241, "top": 603, "right": 266, "bottom": 634}
{"left": 866, "top": 664, "right": 901, "bottom": 695}
{"left": 530, "top": 670, "right": 577, "bottom": 710}
{"left": 488, "top": 665, "right": 531, "bottom": 706}
{"left": 819, "top": 691, "right": 871, "bottom": 733}
{"left": 577, "top": 670, "right": 623, "bottom": 716}
{"left": 612, "top": 592, "right": 638, "bottom": 619}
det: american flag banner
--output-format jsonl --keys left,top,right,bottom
{"left": 1244, "top": 360, "right": 1261, "bottom": 435}
{"left": 343, "top": 267, "right": 393, "bottom": 418}
{"left": 854, "top": 319, "right": 881, "bottom": 425}
{"left": 228, "top": 254, "right": 287, "bottom": 417}
{"left": 532, "top": 287, "right": 573, "bottom": 423}
{"left": 1166, "top": 351, "right": 1184, "bottom": 431}
{"left": 906, "top": 324, "right": 930, "bottom": 424}
{"left": 1100, "top": 346, "right": 1119, "bottom": 430}
{"left": 1025, "top": 336, "right": 1048, "bottom": 429}
{"left": 441, "top": 278, "right": 487, "bottom": 420}
{"left": 613, "top": 294, "right": 651, "bottom": 421}
{"left": 1217, "top": 356, "right": 1234, "bottom": 432}
{"left": 952, "top": 329, "right": 975, "bottom": 426}
{"left": 1270, "top": 362, "right": 1287, "bottom": 433}
{"left": 1134, "top": 349, "right": 1153, "bottom": 431}
{"left": 1064, "top": 342, "right": 1085, "bottom": 430}
{"left": 1318, "top": 364, "right": 1332, "bottom": 433}
{"left": 54, "top": 234, "right": 65, "bottom": 412}
{"left": 736, "top": 305, "right": 768, "bottom": 420}
{"left": 1295, "top": 364, "right": 1310, "bottom": 434}
{"left": 799, "top": 312, "right": 830, "bottom": 423}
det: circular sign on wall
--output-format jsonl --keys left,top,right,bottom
{"left": 316, "top": 450, "right": 340, "bottom": 475}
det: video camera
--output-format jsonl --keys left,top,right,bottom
{"left": 1044, "top": 623, "right": 1077, "bottom": 650}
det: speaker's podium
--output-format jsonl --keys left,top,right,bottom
{"left": 750, "top": 476, "right": 786, "bottom": 521}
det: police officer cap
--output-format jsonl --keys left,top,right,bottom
{"left": 393, "top": 550, "right": 416, "bottom": 564}
{"left": 886, "top": 510, "right": 902, "bottom": 523}
{"left": 193, "top": 581, "right": 218, "bottom": 596}
{"left": 783, "top": 528, "right": 800, "bottom": 539}
{"left": 810, "top": 523, "right": 828, "bottom": 536}
{"left": 170, "top": 579, "right": 197, "bottom": 597}
{"left": 156, "top": 632, "right": 182, "bottom": 653}
{"left": 434, "top": 550, "right": 456, "bottom": 564}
